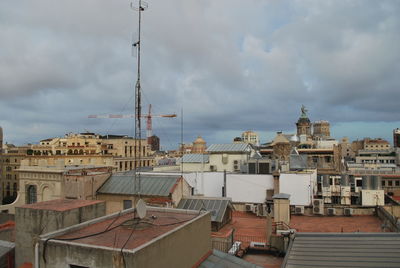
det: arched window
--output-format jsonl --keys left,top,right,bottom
{"left": 27, "top": 185, "right": 37, "bottom": 204}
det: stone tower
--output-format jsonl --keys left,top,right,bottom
{"left": 296, "top": 105, "right": 311, "bottom": 137}
{"left": 313, "top": 120, "right": 330, "bottom": 138}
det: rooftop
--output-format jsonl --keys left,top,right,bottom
{"left": 181, "top": 153, "right": 209, "bottom": 163}
{"left": 290, "top": 215, "right": 384, "bottom": 232}
{"left": 19, "top": 199, "right": 103, "bottom": 212}
{"left": 0, "top": 240, "right": 14, "bottom": 257}
{"left": 283, "top": 233, "right": 400, "bottom": 268}
{"left": 177, "top": 197, "right": 232, "bottom": 223}
{"left": 213, "top": 211, "right": 267, "bottom": 246}
{"left": 206, "top": 143, "right": 251, "bottom": 153}
{"left": 49, "top": 208, "right": 207, "bottom": 250}
{"left": 199, "top": 249, "right": 262, "bottom": 268}
{"left": 97, "top": 173, "right": 181, "bottom": 196}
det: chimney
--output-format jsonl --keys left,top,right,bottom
{"left": 273, "top": 170, "right": 280, "bottom": 195}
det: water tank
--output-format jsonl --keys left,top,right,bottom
{"left": 362, "top": 176, "right": 372, "bottom": 190}
{"left": 322, "top": 175, "right": 330, "bottom": 187}
{"left": 341, "top": 174, "right": 350, "bottom": 186}
{"left": 371, "top": 176, "right": 381, "bottom": 190}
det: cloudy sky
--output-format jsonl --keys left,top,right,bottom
{"left": 1, "top": 0, "right": 399, "bottom": 150}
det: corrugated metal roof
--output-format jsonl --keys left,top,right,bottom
{"left": 200, "top": 249, "right": 262, "bottom": 268}
{"left": 97, "top": 174, "right": 180, "bottom": 196}
{"left": 181, "top": 154, "right": 209, "bottom": 163}
{"left": 177, "top": 197, "right": 232, "bottom": 223}
{"left": 0, "top": 241, "right": 14, "bottom": 257}
{"left": 283, "top": 233, "right": 400, "bottom": 268}
{"left": 206, "top": 144, "right": 251, "bottom": 153}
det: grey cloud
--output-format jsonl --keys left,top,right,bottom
{"left": 1, "top": 0, "right": 400, "bottom": 147}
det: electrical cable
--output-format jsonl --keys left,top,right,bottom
{"left": 121, "top": 210, "right": 138, "bottom": 268}
{"left": 43, "top": 210, "right": 123, "bottom": 263}
{"left": 42, "top": 207, "right": 208, "bottom": 263}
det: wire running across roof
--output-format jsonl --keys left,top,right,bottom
{"left": 97, "top": 174, "right": 180, "bottom": 196}
{"left": 282, "top": 233, "right": 400, "bottom": 268}
{"left": 177, "top": 197, "right": 232, "bottom": 223}
{"left": 206, "top": 143, "right": 251, "bottom": 153}
{"left": 181, "top": 154, "right": 209, "bottom": 163}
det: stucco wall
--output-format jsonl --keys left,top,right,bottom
{"left": 208, "top": 153, "right": 248, "bottom": 172}
{"left": 279, "top": 171, "right": 317, "bottom": 206}
{"left": 39, "top": 211, "right": 211, "bottom": 268}
{"left": 15, "top": 202, "right": 105, "bottom": 267}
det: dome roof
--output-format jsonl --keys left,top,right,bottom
{"left": 193, "top": 136, "right": 206, "bottom": 144}
{"left": 297, "top": 117, "right": 311, "bottom": 124}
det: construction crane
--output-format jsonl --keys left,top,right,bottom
{"left": 88, "top": 104, "right": 177, "bottom": 143}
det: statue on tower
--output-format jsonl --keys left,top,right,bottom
{"left": 300, "top": 105, "right": 308, "bottom": 118}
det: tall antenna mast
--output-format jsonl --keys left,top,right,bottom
{"left": 131, "top": 0, "right": 148, "bottom": 197}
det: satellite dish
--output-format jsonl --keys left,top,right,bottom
{"left": 136, "top": 199, "right": 147, "bottom": 219}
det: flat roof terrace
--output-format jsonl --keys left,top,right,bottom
{"left": 290, "top": 215, "right": 385, "bottom": 232}
{"left": 50, "top": 208, "right": 206, "bottom": 250}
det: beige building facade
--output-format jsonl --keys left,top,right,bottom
{"left": 0, "top": 163, "right": 112, "bottom": 214}
{"left": 30, "top": 132, "right": 155, "bottom": 172}
{"left": 0, "top": 145, "right": 29, "bottom": 203}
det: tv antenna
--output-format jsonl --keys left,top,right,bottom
{"left": 131, "top": 0, "right": 148, "bottom": 197}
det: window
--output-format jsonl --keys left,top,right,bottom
{"left": 382, "top": 180, "right": 386, "bottom": 187}
{"left": 27, "top": 185, "right": 37, "bottom": 204}
{"left": 13, "top": 183, "right": 17, "bottom": 196}
{"left": 395, "top": 181, "right": 400, "bottom": 187}
{"left": 388, "top": 181, "right": 393, "bottom": 187}
{"left": 123, "top": 200, "right": 132, "bottom": 210}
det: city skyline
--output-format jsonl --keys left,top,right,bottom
{"left": 1, "top": 0, "right": 399, "bottom": 149}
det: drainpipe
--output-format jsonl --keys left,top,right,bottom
{"left": 223, "top": 170, "right": 226, "bottom": 197}
{"left": 35, "top": 242, "right": 39, "bottom": 268}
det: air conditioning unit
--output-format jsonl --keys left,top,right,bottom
{"left": 245, "top": 204, "right": 253, "bottom": 212}
{"left": 210, "top": 165, "right": 217, "bottom": 172}
{"left": 313, "top": 199, "right": 324, "bottom": 215}
{"left": 249, "top": 242, "right": 267, "bottom": 249}
{"left": 313, "top": 199, "right": 322, "bottom": 206}
{"left": 252, "top": 204, "right": 258, "bottom": 214}
{"left": 294, "top": 206, "right": 304, "bottom": 215}
{"left": 257, "top": 204, "right": 267, "bottom": 217}
{"left": 234, "top": 165, "right": 239, "bottom": 171}
{"left": 344, "top": 208, "right": 353, "bottom": 216}
{"left": 327, "top": 208, "right": 336, "bottom": 216}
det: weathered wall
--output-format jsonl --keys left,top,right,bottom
{"left": 39, "top": 211, "right": 211, "bottom": 268}
{"left": 208, "top": 153, "right": 248, "bottom": 172}
{"left": 65, "top": 172, "right": 110, "bottom": 199}
{"left": 96, "top": 193, "right": 140, "bottom": 214}
{"left": 15, "top": 202, "right": 105, "bottom": 267}
{"left": 384, "top": 205, "right": 400, "bottom": 217}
